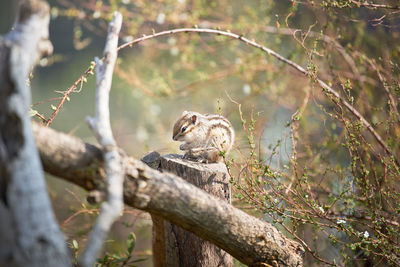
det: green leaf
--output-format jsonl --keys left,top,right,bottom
{"left": 111, "top": 253, "right": 123, "bottom": 261}
{"left": 127, "top": 232, "right": 136, "bottom": 254}
{"left": 96, "top": 254, "right": 108, "bottom": 264}
{"left": 50, "top": 104, "right": 57, "bottom": 111}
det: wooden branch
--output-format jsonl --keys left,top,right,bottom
{"left": 79, "top": 12, "right": 123, "bottom": 267}
{"left": 32, "top": 122, "right": 305, "bottom": 266}
{"left": 0, "top": 0, "right": 69, "bottom": 266}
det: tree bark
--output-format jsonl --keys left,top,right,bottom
{"left": 143, "top": 153, "right": 234, "bottom": 267}
{"left": 79, "top": 11, "right": 123, "bottom": 267}
{"left": 33, "top": 123, "right": 305, "bottom": 266}
{"left": 0, "top": 1, "right": 69, "bottom": 266}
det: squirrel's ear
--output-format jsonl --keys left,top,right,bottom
{"left": 182, "top": 110, "right": 189, "bottom": 116}
{"left": 191, "top": 115, "right": 197, "bottom": 124}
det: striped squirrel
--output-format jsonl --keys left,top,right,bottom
{"left": 172, "top": 111, "right": 234, "bottom": 163}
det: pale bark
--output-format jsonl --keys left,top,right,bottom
{"left": 33, "top": 123, "right": 305, "bottom": 266}
{"left": 0, "top": 0, "right": 69, "bottom": 266}
{"left": 79, "top": 11, "right": 123, "bottom": 267}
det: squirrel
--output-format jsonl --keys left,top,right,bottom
{"left": 172, "top": 111, "right": 235, "bottom": 163}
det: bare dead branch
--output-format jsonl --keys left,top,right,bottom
{"left": 78, "top": 12, "right": 123, "bottom": 267}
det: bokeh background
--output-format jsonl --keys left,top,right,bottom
{"left": 1, "top": 0, "right": 399, "bottom": 266}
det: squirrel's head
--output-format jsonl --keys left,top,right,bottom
{"left": 172, "top": 111, "right": 200, "bottom": 142}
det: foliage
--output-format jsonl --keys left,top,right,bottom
{"left": 28, "top": 0, "right": 400, "bottom": 266}
{"left": 96, "top": 233, "right": 147, "bottom": 267}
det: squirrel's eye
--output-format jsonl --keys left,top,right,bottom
{"left": 181, "top": 126, "right": 187, "bottom": 133}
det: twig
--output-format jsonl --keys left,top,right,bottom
{"left": 349, "top": 0, "right": 400, "bottom": 10}
{"left": 45, "top": 64, "right": 94, "bottom": 126}
{"left": 263, "top": 26, "right": 360, "bottom": 78}
{"left": 366, "top": 58, "right": 400, "bottom": 122}
{"left": 280, "top": 224, "right": 339, "bottom": 266}
{"left": 34, "top": 111, "right": 48, "bottom": 123}
{"left": 78, "top": 11, "right": 123, "bottom": 267}
{"left": 61, "top": 208, "right": 99, "bottom": 228}
{"left": 285, "top": 85, "right": 311, "bottom": 194}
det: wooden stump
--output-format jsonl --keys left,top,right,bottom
{"left": 142, "top": 152, "right": 234, "bottom": 267}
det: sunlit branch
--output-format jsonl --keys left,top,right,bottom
{"left": 78, "top": 11, "right": 123, "bottom": 267}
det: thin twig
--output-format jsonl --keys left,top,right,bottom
{"left": 78, "top": 11, "right": 123, "bottom": 267}
{"left": 45, "top": 65, "right": 94, "bottom": 126}
{"left": 285, "top": 85, "right": 311, "bottom": 194}
{"left": 61, "top": 208, "right": 99, "bottom": 228}
{"left": 366, "top": 58, "right": 400, "bottom": 122}
{"left": 263, "top": 26, "right": 360, "bottom": 78}
{"left": 280, "top": 223, "right": 339, "bottom": 266}
{"left": 349, "top": 0, "right": 400, "bottom": 10}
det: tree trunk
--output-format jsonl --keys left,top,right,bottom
{"left": 0, "top": 1, "right": 69, "bottom": 266}
{"left": 143, "top": 153, "right": 234, "bottom": 267}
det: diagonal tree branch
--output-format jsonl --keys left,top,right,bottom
{"left": 78, "top": 11, "right": 123, "bottom": 267}
{"left": 32, "top": 122, "right": 305, "bottom": 267}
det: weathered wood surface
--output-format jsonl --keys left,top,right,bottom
{"left": 143, "top": 153, "right": 234, "bottom": 267}
{"left": 78, "top": 12, "right": 123, "bottom": 267}
{"left": 33, "top": 123, "right": 305, "bottom": 266}
{"left": 0, "top": 0, "right": 70, "bottom": 266}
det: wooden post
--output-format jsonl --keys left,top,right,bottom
{"left": 142, "top": 152, "right": 234, "bottom": 267}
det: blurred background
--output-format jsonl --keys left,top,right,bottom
{"left": 1, "top": 0, "right": 399, "bottom": 266}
